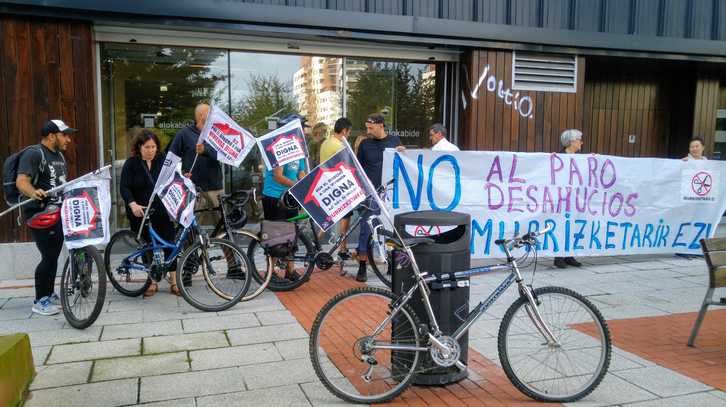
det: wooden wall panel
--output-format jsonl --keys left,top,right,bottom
{"left": 461, "top": 49, "right": 585, "bottom": 153}
{"left": 0, "top": 15, "right": 97, "bottom": 243}
{"left": 692, "top": 72, "right": 720, "bottom": 156}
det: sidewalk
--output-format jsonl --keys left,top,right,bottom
{"left": 1, "top": 253, "right": 726, "bottom": 406}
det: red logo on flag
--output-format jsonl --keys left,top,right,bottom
{"left": 212, "top": 122, "right": 245, "bottom": 148}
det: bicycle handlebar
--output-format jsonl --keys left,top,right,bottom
{"left": 494, "top": 224, "right": 553, "bottom": 248}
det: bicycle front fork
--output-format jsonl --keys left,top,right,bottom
{"left": 517, "top": 282, "right": 560, "bottom": 347}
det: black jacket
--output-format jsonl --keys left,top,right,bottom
{"left": 119, "top": 155, "right": 163, "bottom": 208}
{"left": 168, "top": 125, "right": 222, "bottom": 191}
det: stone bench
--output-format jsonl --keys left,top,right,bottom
{"left": 0, "top": 333, "right": 35, "bottom": 407}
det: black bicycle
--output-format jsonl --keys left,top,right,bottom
{"left": 60, "top": 245, "right": 106, "bottom": 329}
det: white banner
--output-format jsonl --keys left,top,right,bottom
{"left": 197, "top": 105, "right": 256, "bottom": 167}
{"left": 257, "top": 119, "right": 309, "bottom": 170}
{"left": 61, "top": 168, "right": 112, "bottom": 249}
{"left": 383, "top": 149, "right": 726, "bottom": 258}
{"left": 157, "top": 167, "right": 197, "bottom": 228}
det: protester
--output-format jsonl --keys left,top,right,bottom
{"left": 120, "top": 129, "right": 178, "bottom": 296}
{"left": 15, "top": 120, "right": 72, "bottom": 315}
{"left": 355, "top": 113, "right": 405, "bottom": 282}
{"left": 168, "top": 103, "right": 221, "bottom": 226}
{"left": 319, "top": 117, "right": 354, "bottom": 260}
{"left": 554, "top": 129, "right": 584, "bottom": 269}
{"left": 683, "top": 137, "right": 708, "bottom": 161}
{"left": 429, "top": 123, "right": 459, "bottom": 151}
{"left": 307, "top": 122, "right": 328, "bottom": 169}
{"left": 354, "top": 132, "right": 369, "bottom": 154}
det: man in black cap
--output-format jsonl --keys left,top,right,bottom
{"left": 16, "top": 119, "right": 74, "bottom": 316}
{"left": 354, "top": 113, "right": 404, "bottom": 282}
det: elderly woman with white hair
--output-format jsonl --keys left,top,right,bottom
{"left": 554, "top": 129, "right": 584, "bottom": 269}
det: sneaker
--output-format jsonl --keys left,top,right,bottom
{"left": 32, "top": 296, "right": 60, "bottom": 316}
{"left": 49, "top": 292, "right": 60, "bottom": 305}
{"left": 564, "top": 257, "right": 583, "bottom": 267}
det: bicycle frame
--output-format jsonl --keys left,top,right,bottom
{"left": 123, "top": 220, "right": 195, "bottom": 271}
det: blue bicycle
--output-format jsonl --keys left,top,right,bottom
{"left": 103, "top": 210, "right": 252, "bottom": 312}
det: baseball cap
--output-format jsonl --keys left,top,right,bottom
{"left": 365, "top": 113, "right": 385, "bottom": 125}
{"left": 42, "top": 119, "right": 77, "bottom": 137}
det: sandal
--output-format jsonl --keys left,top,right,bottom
{"left": 143, "top": 282, "right": 158, "bottom": 298}
{"left": 170, "top": 283, "right": 181, "bottom": 297}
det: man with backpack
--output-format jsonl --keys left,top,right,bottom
{"left": 13, "top": 120, "right": 73, "bottom": 315}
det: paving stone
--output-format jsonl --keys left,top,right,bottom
{"left": 275, "top": 338, "right": 310, "bottom": 360}
{"left": 94, "top": 310, "right": 144, "bottom": 326}
{"left": 255, "top": 310, "right": 297, "bottom": 325}
{"left": 0, "top": 316, "right": 65, "bottom": 334}
{"left": 562, "top": 373, "right": 658, "bottom": 407}
{"left": 600, "top": 305, "right": 669, "bottom": 320}
{"left": 614, "top": 366, "right": 712, "bottom": 397}
{"left": 32, "top": 345, "right": 51, "bottom": 366}
{"left": 196, "top": 384, "right": 311, "bottom": 407}
{"left": 137, "top": 398, "right": 196, "bottom": 407}
{"left": 101, "top": 320, "right": 182, "bottom": 340}
{"left": 143, "top": 331, "right": 229, "bottom": 354}
{"left": 47, "top": 338, "right": 141, "bottom": 364}
{"left": 227, "top": 322, "right": 308, "bottom": 346}
{"left": 623, "top": 393, "right": 726, "bottom": 407}
{"left": 181, "top": 313, "right": 259, "bottom": 333}
{"left": 191, "top": 342, "right": 282, "bottom": 370}
{"left": 106, "top": 299, "right": 146, "bottom": 312}
{"left": 93, "top": 351, "right": 190, "bottom": 381}
{"left": 139, "top": 367, "right": 245, "bottom": 403}
{"left": 28, "top": 326, "right": 101, "bottom": 346}
{"left": 142, "top": 308, "right": 218, "bottom": 323}
{"left": 24, "top": 378, "right": 138, "bottom": 407}
{"left": 300, "top": 381, "right": 360, "bottom": 407}
{"left": 30, "top": 361, "right": 92, "bottom": 389}
{"left": 242, "top": 358, "right": 338, "bottom": 390}
{"left": 0, "top": 306, "right": 32, "bottom": 321}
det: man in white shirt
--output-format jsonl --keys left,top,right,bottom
{"left": 429, "top": 123, "right": 460, "bottom": 151}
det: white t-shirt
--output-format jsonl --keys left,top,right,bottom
{"left": 685, "top": 154, "right": 707, "bottom": 161}
{"left": 432, "top": 138, "right": 460, "bottom": 151}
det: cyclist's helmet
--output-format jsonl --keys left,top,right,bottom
{"left": 227, "top": 202, "right": 248, "bottom": 229}
{"left": 26, "top": 204, "right": 61, "bottom": 229}
{"left": 280, "top": 190, "right": 300, "bottom": 210}
{"left": 277, "top": 114, "right": 310, "bottom": 129}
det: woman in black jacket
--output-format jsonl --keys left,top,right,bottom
{"left": 120, "top": 129, "right": 177, "bottom": 296}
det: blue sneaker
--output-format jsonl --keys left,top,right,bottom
{"left": 49, "top": 292, "right": 60, "bottom": 305}
{"left": 32, "top": 296, "right": 60, "bottom": 316}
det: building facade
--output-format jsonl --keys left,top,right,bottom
{"left": 1, "top": 0, "right": 725, "bottom": 244}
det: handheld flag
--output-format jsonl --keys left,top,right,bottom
{"left": 197, "top": 105, "right": 256, "bottom": 167}
{"left": 152, "top": 151, "right": 182, "bottom": 197}
{"left": 257, "top": 119, "right": 309, "bottom": 170}
{"left": 288, "top": 145, "right": 373, "bottom": 231}
{"left": 157, "top": 167, "right": 197, "bottom": 228}
{"left": 61, "top": 168, "right": 112, "bottom": 249}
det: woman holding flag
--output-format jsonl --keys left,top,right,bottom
{"left": 120, "top": 129, "right": 178, "bottom": 296}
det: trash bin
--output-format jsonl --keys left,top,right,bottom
{"left": 392, "top": 210, "right": 471, "bottom": 385}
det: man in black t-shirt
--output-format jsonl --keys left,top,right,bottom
{"left": 16, "top": 120, "right": 73, "bottom": 316}
{"left": 355, "top": 113, "right": 404, "bottom": 282}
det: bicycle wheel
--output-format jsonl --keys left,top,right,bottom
{"left": 176, "top": 238, "right": 251, "bottom": 312}
{"left": 60, "top": 246, "right": 106, "bottom": 329}
{"left": 217, "top": 230, "right": 271, "bottom": 302}
{"left": 263, "top": 232, "right": 315, "bottom": 292}
{"left": 366, "top": 235, "right": 396, "bottom": 289}
{"left": 310, "top": 287, "right": 423, "bottom": 404}
{"left": 104, "top": 229, "right": 152, "bottom": 297}
{"left": 498, "top": 286, "right": 611, "bottom": 402}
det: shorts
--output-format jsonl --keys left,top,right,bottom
{"left": 262, "top": 195, "right": 297, "bottom": 221}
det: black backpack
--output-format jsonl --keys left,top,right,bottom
{"left": 2, "top": 145, "right": 47, "bottom": 206}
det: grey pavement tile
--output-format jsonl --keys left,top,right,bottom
{"left": 242, "top": 358, "right": 339, "bottom": 390}
{"left": 94, "top": 310, "right": 145, "bottom": 326}
{"left": 47, "top": 338, "right": 141, "bottom": 364}
{"left": 612, "top": 348, "right": 657, "bottom": 368}
{"left": 600, "top": 305, "right": 670, "bottom": 320}
{"left": 23, "top": 378, "right": 138, "bottom": 407}
{"left": 93, "top": 351, "right": 190, "bottom": 381}
{"left": 190, "top": 342, "right": 282, "bottom": 370}
{"left": 227, "top": 322, "right": 308, "bottom": 346}
{"left": 182, "top": 313, "right": 259, "bottom": 333}
{"left": 623, "top": 392, "right": 726, "bottom": 407}
{"left": 106, "top": 298, "right": 147, "bottom": 312}
{"left": 142, "top": 308, "right": 218, "bottom": 323}
{"left": 137, "top": 398, "right": 196, "bottom": 407}
{"left": 196, "top": 384, "right": 311, "bottom": 407}
{"left": 467, "top": 318, "right": 501, "bottom": 339}
{"left": 627, "top": 261, "right": 673, "bottom": 271}
{"left": 711, "top": 391, "right": 726, "bottom": 401}
{"left": 300, "top": 381, "right": 360, "bottom": 407}
{"left": 0, "top": 305, "right": 32, "bottom": 321}
{"left": 0, "top": 287, "right": 35, "bottom": 298}
{"left": 275, "top": 338, "right": 310, "bottom": 360}
{"left": 0, "top": 316, "right": 66, "bottom": 334}
{"left": 32, "top": 345, "right": 51, "bottom": 366}
{"left": 469, "top": 336, "right": 500, "bottom": 363}
{"left": 614, "top": 366, "right": 713, "bottom": 397}
{"left": 562, "top": 373, "right": 658, "bottom": 407}
{"left": 585, "top": 263, "right": 639, "bottom": 274}
{"left": 256, "top": 310, "right": 297, "bottom": 325}
{"left": 144, "top": 331, "right": 229, "bottom": 354}
{"left": 30, "top": 361, "right": 92, "bottom": 390}
{"left": 139, "top": 366, "right": 245, "bottom": 403}
{"left": 101, "top": 320, "right": 182, "bottom": 340}
{"left": 28, "top": 326, "right": 102, "bottom": 347}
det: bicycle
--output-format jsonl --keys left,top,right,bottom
{"left": 197, "top": 189, "right": 272, "bottom": 301}
{"left": 248, "top": 183, "right": 395, "bottom": 292}
{"left": 60, "top": 245, "right": 106, "bottom": 329}
{"left": 104, "top": 209, "right": 252, "bottom": 312}
{"left": 309, "top": 224, "right": 611, "bottom": 404}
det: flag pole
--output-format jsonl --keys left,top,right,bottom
{"left": 0, "top": 165, "right": 111, "bottom": 218}
{"left": 188, "top": 105, "right": 214, "bottom": 176}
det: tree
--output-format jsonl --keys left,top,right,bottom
{"left": 233, "top": 73, "right": 297, "bottom": 135}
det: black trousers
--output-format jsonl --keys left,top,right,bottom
{"left": 127, "top": 205, "right": 177, "bottom": 270}
{"left": 31, "top": 222, "right": 64, "bottom": 301}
